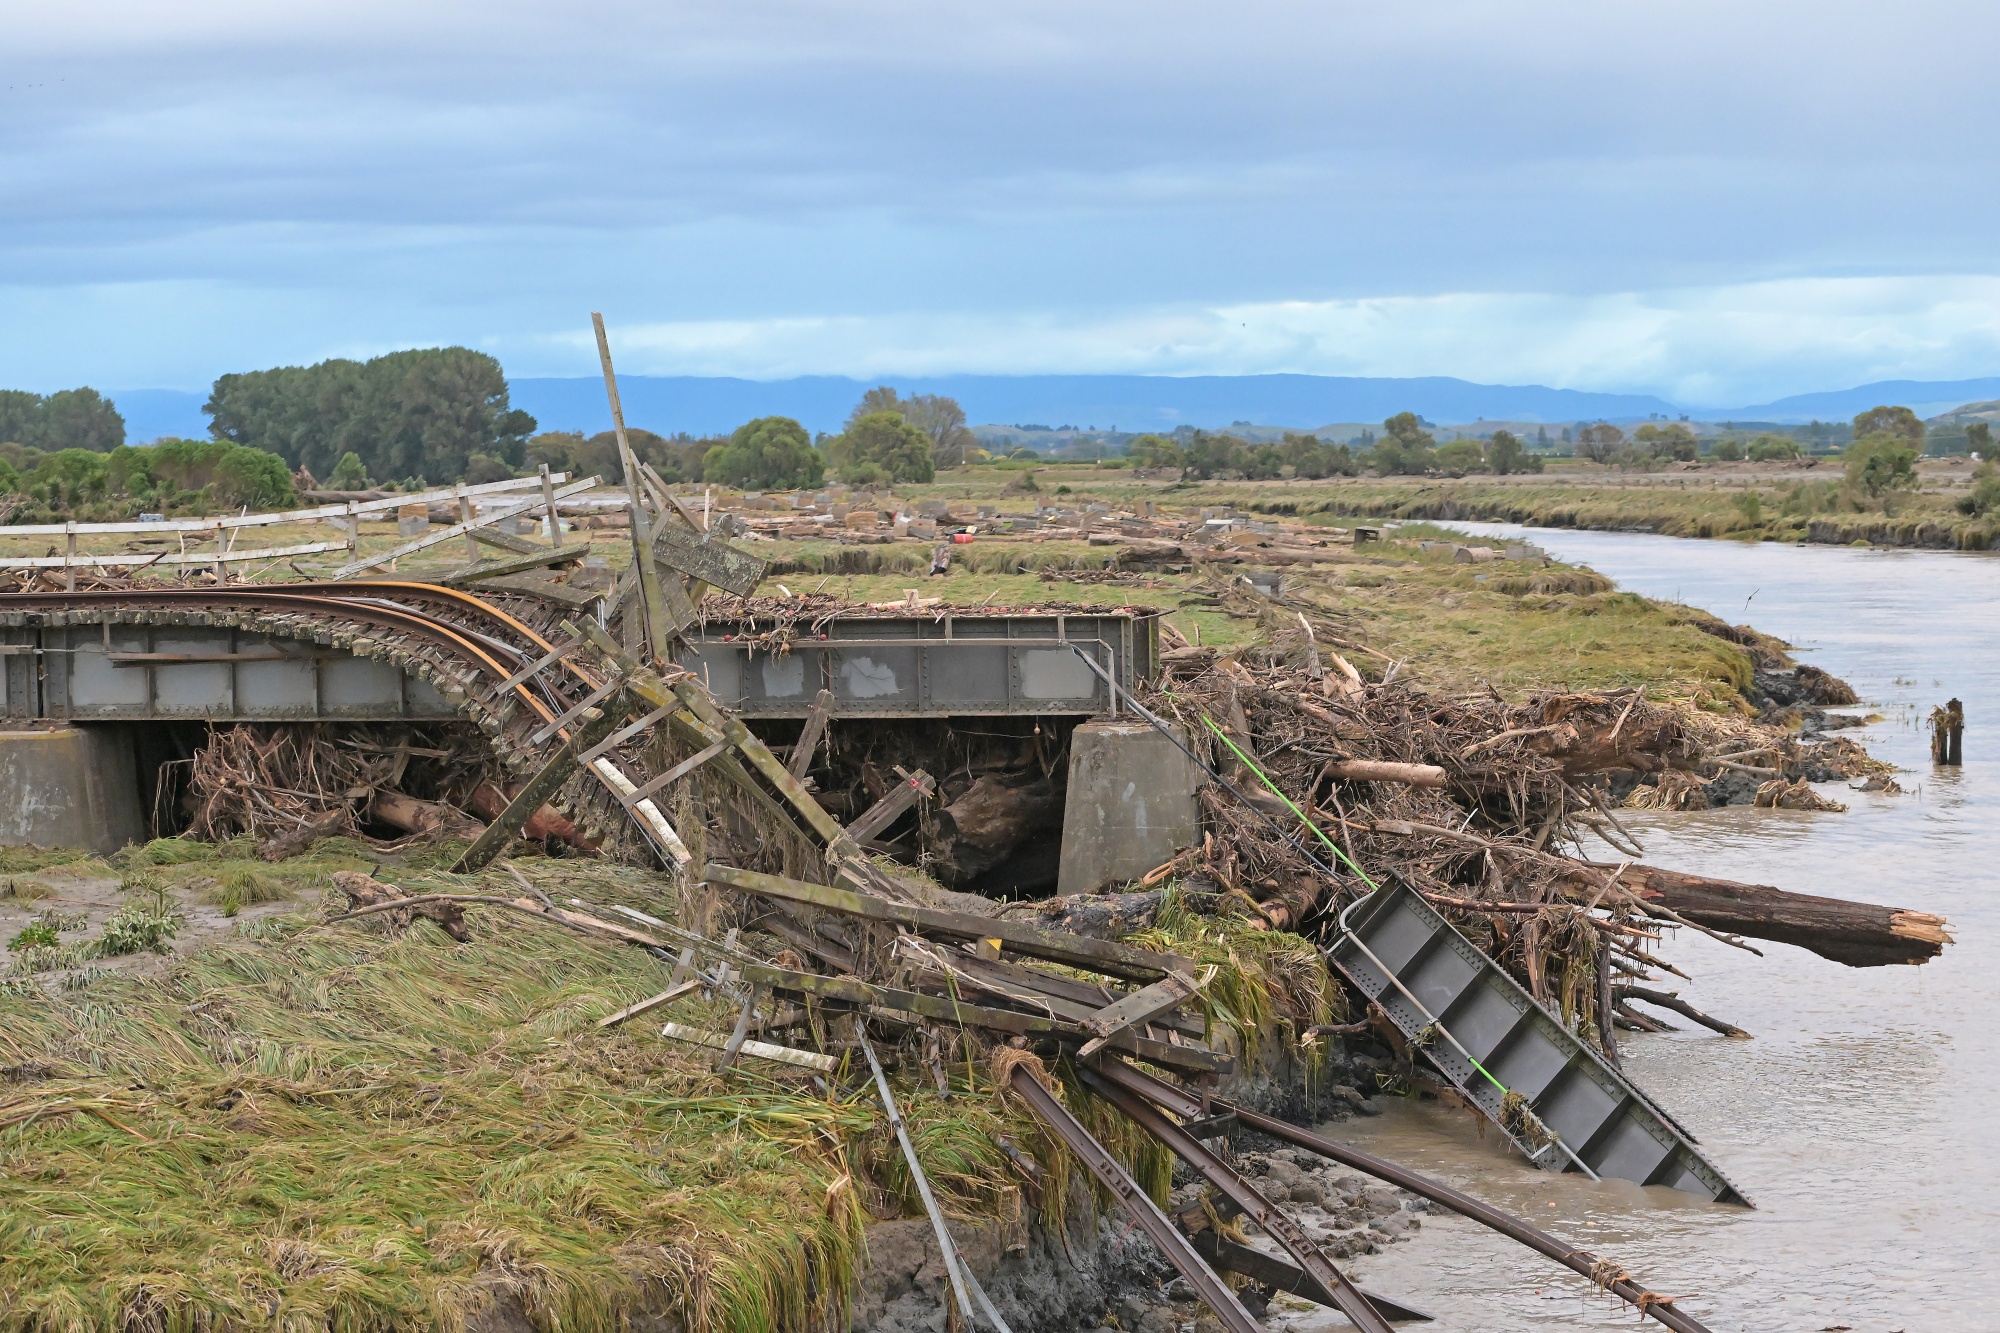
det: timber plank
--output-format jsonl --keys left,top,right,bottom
{"left": 704, "top": 863, "right": 1191, "bottom": 983}
{"left": 652, "top": 520, "right": 769, "bottom": 597}
{"left": 736, "top": 961, "right": 1232, "bottom": 1075}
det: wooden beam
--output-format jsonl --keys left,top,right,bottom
{"left": 464, "top": 572, "right": 605, "bottom": 610}
{"left": 436, "top": 544, "right": 592, "bottom": 585}
{"left": 703, "top": 863, "right": 1191, "bottom": 984}
{"left": 736, "top": 961, "right": 1231, "bottom": 1075}
{"left": 591, "top": 312, "right": 671, "bottom": 658}
{"left": 651, "top": 519, "right": 770, "bottom": 597}
{"left": 452, "top": 691, "right": 635, "bottom": 872}
{"left": 596, "top": 978, "right": 702, "bottom": 1029}
{"left": 787, "top": 688, "right": 835, "bottom": 780}
{"left": 847, "top": 768, "right": 934, "bottom": 844}
{"left": 1077, "top": 969, "right": 1202, "bottom": 1059}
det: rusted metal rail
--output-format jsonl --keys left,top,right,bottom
{"left": 1078, "top": 1066, "right": 1396, "bottom": 1333}
{"left": 1004, "top": 1067, "right": 1262, "bottom": 1333}
{"left": 1094, "top": 1057, "right": 1719, "bottom": 1333}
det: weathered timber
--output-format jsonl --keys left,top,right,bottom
{"left": 466, "top": 572, "right": 605, "bottom": 609}
{"left": 1607, "top": 862, "right": 1952, "bottom": 967}
{"left": 1326, "top": 759, "right": 1448, "bottom": 787}
{"left": 651, "top": 519, "right": 770, "bottom": 597}
{"left": 659, "top": 1021, "right": 838, "bottom": 1072}
{"left": 596, "top": 978, "right": 702, "bottom": 1028}
{"left": 471, "top": 525, "right": 546, "bottom": 555}
{"left": 1076, "top": 970, "right": 1202, "bottom": 1059}
{"left": 453, "top": 694, "right": 636, "bottom": 872}
{"left": 787, "top": 688, "right": 835, "bottom": 780}
{"left": 436, "top": 544, "right": 592, "bottom": 585}
{"left": 951, "top": 952, "right": 1205, "bottom": 1037}
{"left": 703, "top": 863, "right": 1193, "bottom": 983}
{"left": 847, "top": 768, "right": 935, "bottom": 844}
{"left": 735, "top": 960, "right": 1232, "bottom": 1074}
{"left": 591, "top": 313, "right": 671, "bottom": 657}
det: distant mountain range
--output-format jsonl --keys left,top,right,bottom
{"left": 101, "top": 371, "right": 2000, "bottom": 443}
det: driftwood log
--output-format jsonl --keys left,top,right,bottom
{"left": 1605, "top": 862, "right": 1952, "bottom": 967}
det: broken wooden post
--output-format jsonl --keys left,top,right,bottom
{"left": 591, "top": 312, "right": 670, "bottom": 659}
{"left": 539, "top": 462, "right": 560, "bottom": 546}
{"left": 453, "top": 687, "right": 636, "bottom": 872}
{"left": 1076, "top": 968, "right": 1202, "bottom": 1059}
{"left": 787, "top": 688, "right": 835, "bottom": 781}
{"left": 846, "top": 768, "right": 935, "bottom": 845}
{"left": 1948, "top": 697, "right": 1965, "bottom": 765}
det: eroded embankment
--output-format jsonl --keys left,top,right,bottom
{"left": 1245, "top": 485, "right": 2000, "bottom": 551}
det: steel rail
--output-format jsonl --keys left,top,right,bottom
{"left": 1003, "top": 1067, "right": 1262, "bottom": 1333}
{"left": 1093, "top": 1057, "right": 1717, "bottom": 1333}
{"left": 1078, "top": 1067, "right": 1395, "bottom": 1333}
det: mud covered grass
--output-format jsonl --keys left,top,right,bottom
{"left": 0, "top": 855, "right": 870, "bottom": 1333}
{"left": 0, "top": 840, "right": 1345, "bottom": 1333}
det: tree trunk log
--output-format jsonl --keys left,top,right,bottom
{"left": 466, "top": 781, "right": 596, "bottom": 850}
{"left": 933, "top": 774, "right": 1063, "bottom": 886}
{"left": 370, "top": 792, "right": 485, "bottom": 839}
{"left": 1608, "top": 862, "right": 1951, "bottom": 967}
{"left": 1326, "top": 759, "right": 1447, "bottom": 787}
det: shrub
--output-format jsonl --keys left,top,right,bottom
{"left": 828, "top": 412, "right": 934, "bottom": 483}
{"left": 1845, "top": 433, "right": 1917, "bottom": 498}
{"left": 704, "top": 416, "right": 825, "bottom": 490}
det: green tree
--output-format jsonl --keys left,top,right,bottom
{"left": 525, "top": 430, "right": 582, "bottom": 474}
{"left": 1574, "top": 422, "right": 1625, "bottom": 463}
{"left": 111, "top": 439, "right": 297, "bottom": 510}
{"left": 1851, "top": 405, "right": 1923, "bottom": 449}
{"left": 326, "top": 451, "right": 371, "bottom": 489}
{"left": 829, "top": 411, "right": 933, "bottom": 483}
{"left": 0, "top": 391, "right": 38, "bottom": 445}
{"left": 1966, "top": 421, "right": 1993, "bottom": 457}
{"left": 1957, "top": 460, "right": 2000, "bottom": 515}
{"left": 1279, "top": 432, "right": 1356, "bottom": 478}
{"left": 1434, "top": 439, "right": 1485, "bottom": 473}
{"left": 1633, "top": 422, "right": 1698, "bottom": 461}
{"left": 462, "top": 453, "right": 516, "bottom": 484}
{"left": 0, "top": 387, "right": 125, "bottom": 451}
{"left": 1368, "top": 413, "right": 1435, "bottom": 475}
{"left": 901, "top": 394, "right": 978, "bottom": 470}
{"left": 1845, "top": 432, "right": 1917, "bottom": 498}
{"left": 1484, "top": 429, "right": 1542, "bottom": 474}
{"left": 1747, "top": 434, "right": 1801, "bottom": 462}
{"left": 1126, "top": 433, "right": 1184, "bottom": 473}
{"left": 845, "top": 386, "right": 902, "bottom": 430}
{"left": 39, "top": 388, "right": 125, "bottom": 452}
{"left": 704, "top": 416, "right": 825, "bottom": 489}
{"left": 205, "top": 347, "right": 535, "bottom": 483}
{"left": 1710, "top": 438, "right": 1744, "bottom": 462}
{"left": 1178, "top": 431, "right": 1248, "bottom": 479}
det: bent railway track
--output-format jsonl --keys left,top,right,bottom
{"left": 0, "top": 582, "right": 604, "bottom": 750}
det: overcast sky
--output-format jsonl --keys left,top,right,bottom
{"left": 4, "top": 0, "right": 1997, "bottom": 405}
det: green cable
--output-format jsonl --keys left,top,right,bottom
{"left": 1193, "top": 710, "right": 1379, "bottom": 890}
{"left": 1191, "top": 707, "right": 1519, "bottom": 1100}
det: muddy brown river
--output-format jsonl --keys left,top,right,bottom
{"left": 1305, "top": 526, "right": 1996, "bottom": 1333}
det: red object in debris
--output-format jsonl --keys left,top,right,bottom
{"left": 952, "top": 533, "right": 975, "bottom": 544}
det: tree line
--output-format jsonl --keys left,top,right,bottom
{"left": 1125, "top": 414, "right": 1548, "bottom": 480}
{"left": 527, "top": 385, "right": 976, "bottom": 492}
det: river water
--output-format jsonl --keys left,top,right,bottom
{"left": 1320, "top": 525, "right": 1997, "bottom": 1333}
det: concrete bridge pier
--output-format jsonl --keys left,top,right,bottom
{"left": 0, "top": 726, "right": 147, "bottom": 855}
{"left": 1057, "top": 718, "right": 1202, "bottom": 896}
